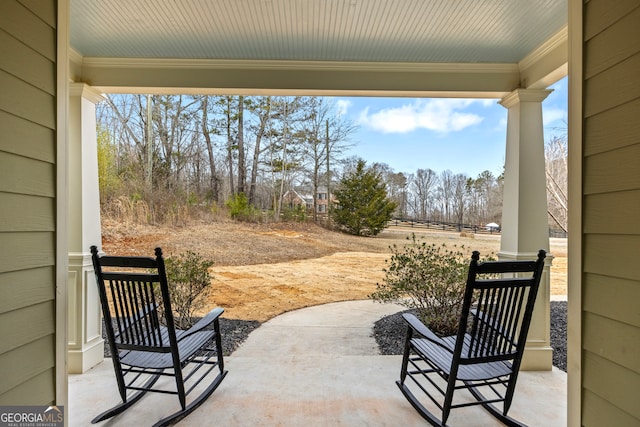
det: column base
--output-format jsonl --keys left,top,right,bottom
{"left": 68, "top": 252, "right": 104, "bottom": 374}
{"left": 521, "top": 345, "right": 553, "bottom": 371}
{"left": 68, "top": 337, "right": 104, "bottom": 374}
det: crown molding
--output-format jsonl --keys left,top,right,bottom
{"left": 69, "top": 48, "right": 84, "bottom": 66}
{"left": 80, "top": 56, "right": 519, "bottom": 74}
{"left": 519, "top": 25, "right": 568, "bottom": 71}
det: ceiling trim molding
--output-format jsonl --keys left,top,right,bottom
{"left": 79, "top": 56, "right": 519, "bottom": 74}
{"left": 69, "top": 48, "right": 83, "bottom": 65}
{"left": 75, "top": 55, "right": 522, "bottom": 97}
{"left": 519, "top": 25, "right": 568, "bottom": 71}
{"left": 518, "top": 25, "right": 568, "bottom": 88}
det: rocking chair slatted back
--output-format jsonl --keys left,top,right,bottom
{"left": 104, "top": 274, "right": 165, "bottom": 350}
{"left": 457, "top": 251, "right": 546, "bottom": 365}
{"left": 93, "top": 250, "right": 178, "bottom": 354}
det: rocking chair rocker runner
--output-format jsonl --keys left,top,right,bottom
{"left": 397, "top": 250, "right": 546, "bottom": 427}
{"left": 90, "top": 246, "right": 228, "bottom": 427}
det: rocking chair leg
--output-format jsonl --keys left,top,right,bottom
{"left": 151, "top": 370, "right": 228, "bottom": 427}
{"left": 464, "top": 382, "right": 527, "bottom": 427}
{"left": 91, "top": 374, "right": 162, "bottom": 424}
{"left": 396, "top": 381, "right": 448, "bottom": 427}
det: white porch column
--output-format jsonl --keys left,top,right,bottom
{"left": 499, "top": 89, "right": 553, "bottom": 371}
{"left": 67, "top": 83, "right": 105, "bottom": 374}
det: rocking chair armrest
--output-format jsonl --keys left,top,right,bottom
{"left": 180, "top": 307, "right": 225, "bottom": 339}
{"left": 402, "top": 313, "right": 451, "bottom": 351}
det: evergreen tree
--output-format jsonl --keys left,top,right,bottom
{"left": 331, "top": 159, "right": 397, "bottom": 236}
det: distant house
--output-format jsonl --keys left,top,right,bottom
{"left": 282, "top": 189, "right": 313, "bottom": 211}
{"left": 283, "top": 187, "right": 333, "bottom": 214}
{"left": 315, "top": 186, "right": 331, "bottom": 214}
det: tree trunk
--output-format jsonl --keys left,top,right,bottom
{"left": 226, "top": 97, "right": 235, "bottom": 195}
{"left": 236, "top": 96, "right": 246, "bottom": 194}
{"left": 201, "top": 96, "right": 219, "bottom": 202}
{"left": 249, "top": 97, "right": 270, "bottom": 206}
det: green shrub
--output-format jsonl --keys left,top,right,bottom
{"left": 225, "top": 193, "right": 260, "bottom": 221}
{"left": 370, "top": 235, "right": 494, "bottom": 336}
{"left": 162, "top": 251, "right": 214, "bottom": 329}
{"left": 282, "top": 204, "right": 307, "bottom": 222}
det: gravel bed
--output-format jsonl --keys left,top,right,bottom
{"left": 372, "top": 301, "right": 568, "bottom": 372}
{"left": 102, "top": 302, "right": 568, "bottom": 371}
{"left": 103, "top": 318, "right": 261, "bottom": 358}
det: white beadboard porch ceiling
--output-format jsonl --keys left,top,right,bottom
{"left": 70, "top": 0, "right": 566, "bottom": 64}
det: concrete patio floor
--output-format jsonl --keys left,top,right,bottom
{"left": 69, "top": 300, "right": 567, "bottom": 426}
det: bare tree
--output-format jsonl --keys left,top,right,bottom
{"left": 545, "top": 134, "right": 568, "bottom": 232}
{"left": 246, "top": 97, "right": 273, "bottom": 205}
{"left": 452, "top": 173, "right": 468, "bottom": 227}
{"left": 439, "top": 170, "right": 455, "bottom": 222}
{"left": 236, "top": 96, "right": 246, "bottom": 194}
{"left": 300, "top": 98, "right": 357, "bottom": 220}
{"left": 270, "top": 97, "right": 307, "bottom": 219}
{"left": 200, "top": 96, "right": 220, "bottom": 202}
{"left": 412, "top": 168, "right": 438, "bottom": 220}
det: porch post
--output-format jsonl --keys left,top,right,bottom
{"left": 67, "top": 83, "right": 105, "bottom": 373}
{"left": 499, "top": 89, "right": 553, "bottom": 371}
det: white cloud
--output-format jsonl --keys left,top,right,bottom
{"left": 358, "top": 99, "right": 485, "bottom": 134}
{"left": 335, "top": 99, "right": 352, "bottom": 116}
{"left": 543, "top": 107, "right": 567, "bottom": 126}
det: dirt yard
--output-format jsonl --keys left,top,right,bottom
{"left": 102, "top": 219, "right": 568, "bottom": 322}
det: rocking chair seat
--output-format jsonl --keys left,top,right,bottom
{"left": 120, "top": 329, "right": 215, "bottom": 369}
{"left": 117, "top": 306, "right": 225, "bottom": 369}
{"left": 411, "top": 337, "right": 513, "bottom": 381}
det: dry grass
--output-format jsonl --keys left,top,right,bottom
{"left": 102, "top": 220, "right": 567, "bottom": 322}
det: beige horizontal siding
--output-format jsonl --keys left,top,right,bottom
{"left": 0, "top": 111, "right": 55, "bottom": 163}
{"left": 0, "top": 231, "right": 54, "bottom": 274}
{"left": 583, "top": 311, "right": 640, "bottom": 372}
{"left": 0, "top": 30, "right": 56, "bottom": 95}
{"left": 0, "top": 0, "right": 57, "bottom": 407}
{"left": 584, "top": 234, "right": 640, "bottom": 281}
{"left": 582, "top": 1, "right": 640, "bottom": 424}
{"left": 583, "top": 352, "right": 640, "bottom": 421}
{"left": 0, "top": 193, "right": 55, "bottom": 232}
{"left": 583, "top": 190, "right": 640, "bottom": 234}
{"left": 583, "top": 389, "right": 640, "bottom": 427}
{"left": 584, "top": 0, "right": 640, "bottom": 40}
{"left": 0, "top": 368, "right": 55, "bottom": 405}
{"left": 584, "top": 51, "right": 640, "bottom": 118}
{"left": 0, "top": 267, "right": 55, "bottom": 314}
{"left": 0, "top": 71, "right": 55, "bottom": 129}
{"left": 583, "top": 144, "right": 640, "bottom": 194}
{"left": 584, "top": 6, "right": 640, "bottom": 79}
{"left": 18, "top": 0, "right": 57, "bottom": 28}
{"left": 0, "top": 335, "right": 55, "bottom": 396}
{"left": 584, "top": 273, "right": 640, "bottom": 328}
{"left": 0, "top": 0, "right": 55, "bottom": 61}
{"left": 0, "top": 300, "right": 55, "bottom": 356}
{"left": 584, "top": 97, "right": 640, "bottom": 156}
{"left": 0, "top": 152, "right": 56, "bottom": 197}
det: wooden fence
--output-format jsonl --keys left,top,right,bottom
{"left": 387, "top": 218, "right": 567, "bottom": 238}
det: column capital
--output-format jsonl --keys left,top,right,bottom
{"left": 70, "top": 82, "right": 105, "bottom": 104}
{"left": 500, "top": 88, "right": 553, "bottom": 109}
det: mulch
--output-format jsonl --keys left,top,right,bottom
{"left": 371, "top": 301, "right": 567, "bottom": 372}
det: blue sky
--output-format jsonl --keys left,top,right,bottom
{"left": 335, "top": 76, "right": 568, "bottom": 178}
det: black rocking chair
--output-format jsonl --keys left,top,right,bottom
{"left": 90, "top": 245, "right": 228, "bottom": 427}
{"left": 397, "top": 250, "right": 546, "bottom": 427}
